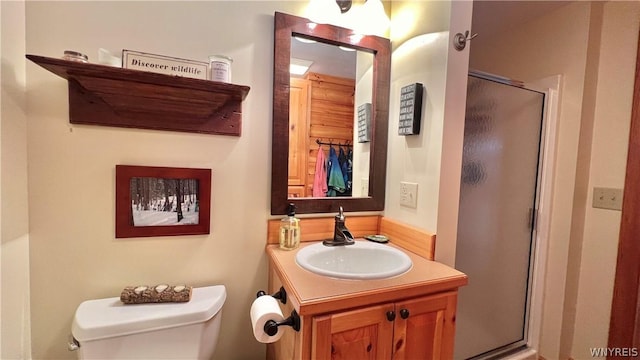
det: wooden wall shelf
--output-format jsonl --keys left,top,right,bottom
{"left": 26, "top": 54, "right": 250, "bottom": 136}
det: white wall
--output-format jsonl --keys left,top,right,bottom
{"left": 1, "top": 0, "right": 32, "bottom": 358}
{"left": 24, "top": 2, "right": 304, "bottom": 359}
{"left": 386, "top": 0, "right": 471, "bottom": 266}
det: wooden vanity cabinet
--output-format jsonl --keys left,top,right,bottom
{"left": 267, "top": 269, "right": 459, "bottom": 360}
{"left": 312, "top": 292, "right": 457, "bottom": 360}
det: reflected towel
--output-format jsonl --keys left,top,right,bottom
{"left": 312, "top": 147, "right": 328, "bottom": 197}
{"left": 327, "top": 147, "right": 346, "bottom": 197}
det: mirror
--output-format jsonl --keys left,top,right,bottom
{"left": 271, "top": 12, "right": 391, "bottom": 214}
{"left": 289, "top": 37, "right": 374, "bottom": 199}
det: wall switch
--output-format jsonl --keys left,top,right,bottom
{"left": 593, "top": 187, "right": 623, "bottom": 211}
{"left": 400, "top": 182, "right": 418, "bottom": 208}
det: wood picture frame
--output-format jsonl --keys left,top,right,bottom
{"left": 115, "top": 165, "right": 211, "bottom": 238}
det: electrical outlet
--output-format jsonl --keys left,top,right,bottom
{"left": 593, "top": 187, "right": 623, "bottom": 211}
{"left": 400, "top": 182, "right": 418, "bottom": 208}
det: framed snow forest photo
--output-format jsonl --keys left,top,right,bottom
{"left": 115, "top": 165, "right": 212, "bottom": 238}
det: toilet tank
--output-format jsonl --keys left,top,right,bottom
{"left": 71, "top": 285, "right": 226, "bottom": 360}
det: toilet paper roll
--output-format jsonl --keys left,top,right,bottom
{"left": 250, "top": 295, "right": 285, "bottom": 343}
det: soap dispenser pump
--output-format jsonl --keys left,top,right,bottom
{"left": 279, "top": 203, "right": 300, "bottom": 250}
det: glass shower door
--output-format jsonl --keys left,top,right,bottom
{"left": 454, "top": 74, "right": 544, "bottom": 359}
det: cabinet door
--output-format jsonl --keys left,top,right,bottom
{"left": 392, "top": 292, "right": 458, "bottom": 360}
{"left": 312, "top": 304, "right": 394, "bottom": 360}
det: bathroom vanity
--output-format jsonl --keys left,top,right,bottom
{"left": 265, "top": 216, "right": 468, "bottom": 360}
{"left": 268, "top": 13, "right": 466, "bottom": 358}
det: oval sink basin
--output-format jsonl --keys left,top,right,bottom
{"left": 295, "top": 241, "right": 412, "bottom": 280}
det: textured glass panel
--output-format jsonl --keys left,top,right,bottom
{"left": 454, "top": 76, "right": 544, "bottom": 359}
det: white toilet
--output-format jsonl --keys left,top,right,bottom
{"left": 71, "top": 285, "right": 226, "bottom": 359}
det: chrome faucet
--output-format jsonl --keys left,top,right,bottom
{"left": 323, "top": 206, "right": 355, "bottom": 246}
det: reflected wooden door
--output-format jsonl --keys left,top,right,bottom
{"left": 288, "top": 78, "right": 310, "bottom": 197}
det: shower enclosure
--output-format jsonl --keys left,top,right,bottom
{"left": 454, "top": 73, "right": 545, "bottom": 359}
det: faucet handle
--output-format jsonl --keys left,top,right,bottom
{"left": 337, "top": 206, "right": 345, "bottom": 221}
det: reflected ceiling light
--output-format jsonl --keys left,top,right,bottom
{"left": 338, "top": 46, "right": 356, "bottom": 52}
{"left": 293, "top": 35, "right": 317, "bottom": 44}
{"left": 290, "top": 58, "right": 313, "bottom": 76}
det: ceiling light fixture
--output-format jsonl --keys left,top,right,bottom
{"left": 305, "top": 0, "right": 389, "bottom": 37}
{"left": 293, "top": 35, "right": 318, "bottom": 44}
{"left": 335, "top": 0, "right": 352, "bottom": 13}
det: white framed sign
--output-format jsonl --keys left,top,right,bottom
{"left": 122, "top": 50, "right": 208, "bottom": 80}
{"left": 357, "top": 103, "right": 372, "bottom": 143}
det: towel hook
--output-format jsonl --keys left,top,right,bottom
{"left": 453, "top": 30, "right": 478, "bottom": 51}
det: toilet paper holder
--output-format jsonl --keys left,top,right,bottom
{"left": 263, "top": 309, "right": 300, "bottom": 336}
{"left": 255, "top": 287, "right": 300, "bottom": 335}
{"left": 256, "top": 286, "right": 287, "bottom": 304}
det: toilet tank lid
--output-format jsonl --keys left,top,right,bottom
{"left": 72, "top": 285, "right": 226, "bottom": 342}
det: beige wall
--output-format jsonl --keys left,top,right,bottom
{"left": 570, "top": 2, "right": 640, "bottom": 358}
{"left": 1, "top": 0, "right": 32, "bottom": 359}
{"left": 24, "top": 2, "right": 304, "bottom": 359}
{"left": 470, "top": 1, "right": 640, "bottom": 358}
{"left": 386, "top": 0, "right": 471, "bottom": 266}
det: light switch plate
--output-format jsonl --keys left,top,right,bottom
{"left": 400, "top": 182, "right": 418, "bottom": 208}
{"left": 593, "top": 187, "right": 623, "bottom": 211}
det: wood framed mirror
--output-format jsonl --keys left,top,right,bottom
{"left": 271, "top": 11, "right": 390, "bottom": 215}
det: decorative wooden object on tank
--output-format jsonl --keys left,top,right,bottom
{"left": 120, "top": 284, "right": 192, "bottom": 304}
{"left": 26, "top": 54, "right": 250, "bottom": 136}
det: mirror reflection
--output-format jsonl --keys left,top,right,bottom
{"left": 271, "top": 11, "right": 390, "bottom": 215}
{"left": 288, "top": 37, "right": 374, "bottom": 199}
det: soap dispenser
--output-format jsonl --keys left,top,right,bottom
{"left": 279, "top": 203, "right": 300, "bottom": 250}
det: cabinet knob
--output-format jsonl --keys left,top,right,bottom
{"left": 400, "top": 308, "right": 410, "bottom": 319}
{"left": 386, "top": 311, "right": 396, "bottom": 321}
